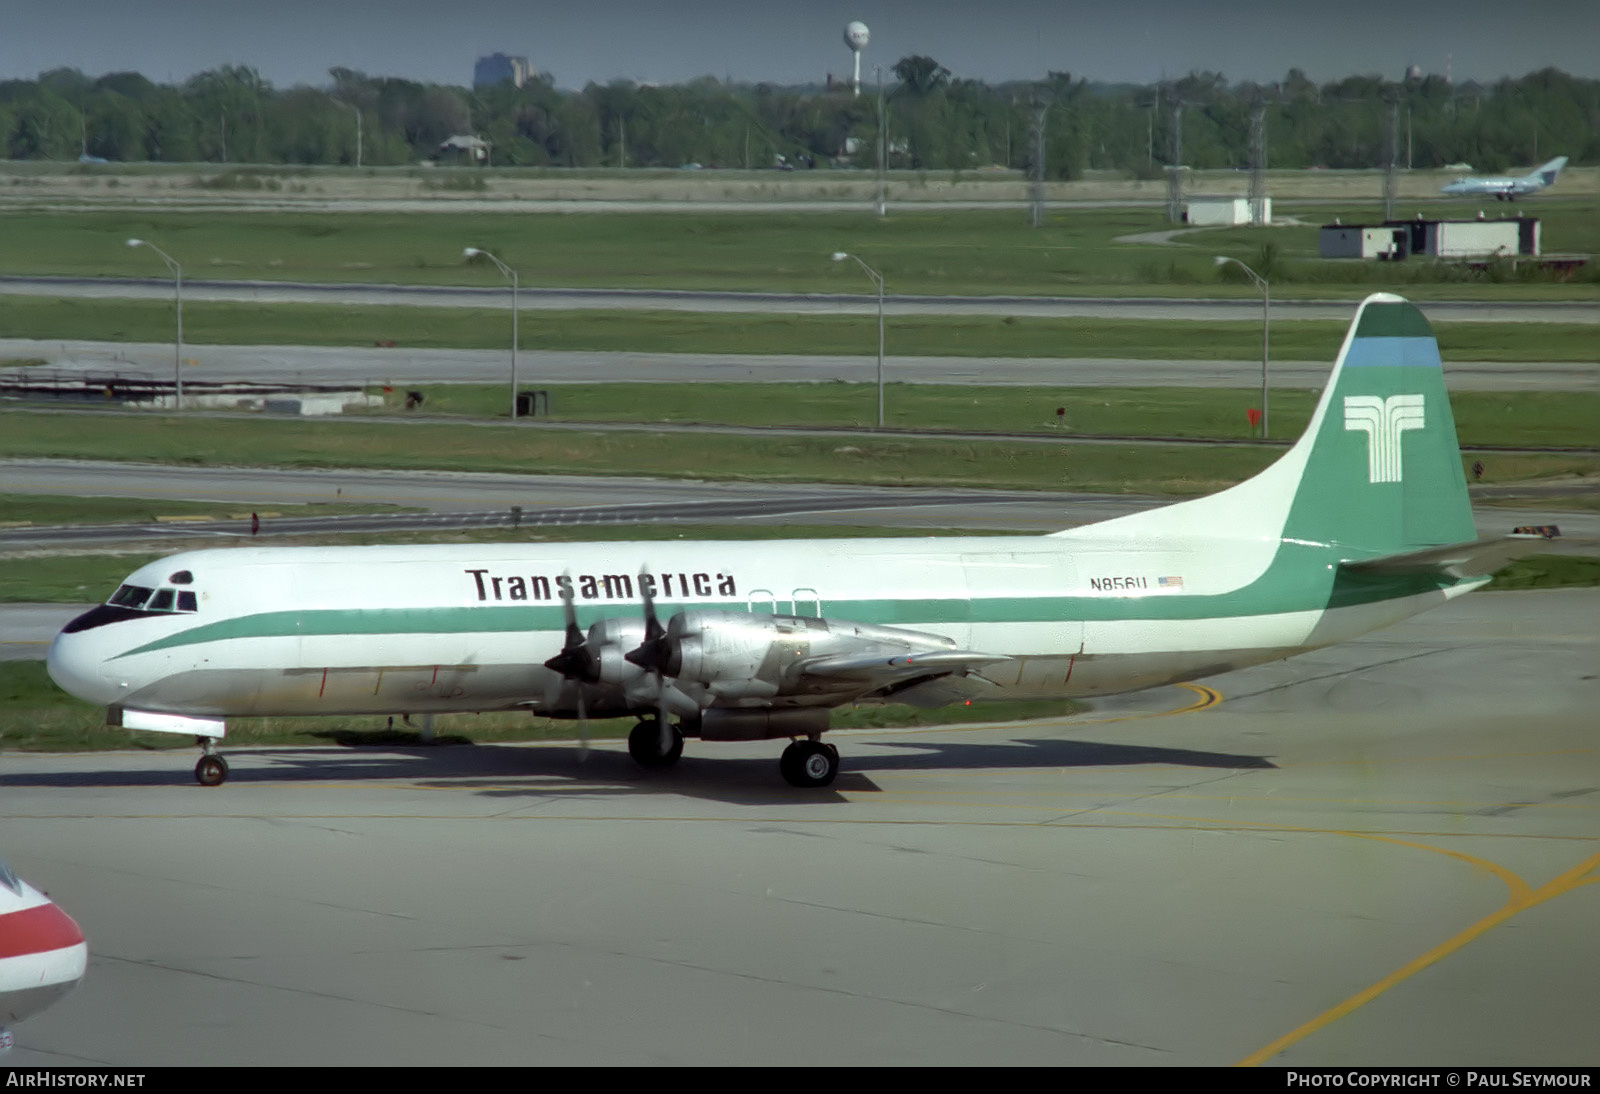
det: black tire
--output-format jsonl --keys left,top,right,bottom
{"left": 780, "top": 741, "right": 838, "bottom": 789}
{"left": 195, "top": 755, "right": 229, "bottom": 787}
{"left": 628, "top": 719, "right": 683, "bottom": 769}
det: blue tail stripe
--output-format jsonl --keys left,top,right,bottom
{"left": 1341, "top": 336, "right": 1443, "bottom": 370}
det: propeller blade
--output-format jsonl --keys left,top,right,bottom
{"left": 657, "top": 669, "right": 673, "bottom": 755}
{"left": 542, "top": 572, "right": 595, "bottom": 681}
{"left": 625, "top": 570, "right": 676, "bottom": 672}
{"left": 576, "top": 689, "right": 589, "bottom": 763}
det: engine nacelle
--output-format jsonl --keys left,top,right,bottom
{"left": 586, "top": 617, "right": 648, "bottom": 688}
{"left": 664, "top": 610, "right": 955, "bottom": 699}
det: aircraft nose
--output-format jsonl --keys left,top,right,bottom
{"left": 46, "top": 631, "right": 117, "bottom": 707}
{"left": 0, "top": 879, "right": 89, "bottom": 1029}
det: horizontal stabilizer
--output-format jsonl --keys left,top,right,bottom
{"left": 801, "top": 649, "right": 1011, "bottom": 682}
{"left": 1340, "top": 528, "right": 1560, "bottom": 580}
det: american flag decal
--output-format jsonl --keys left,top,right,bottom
{"left": 1158, "top": 576, "right": 1184, "bottom": 589}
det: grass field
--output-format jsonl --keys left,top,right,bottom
{"left": 4, "top": 296, "right": 1598, "bottom": 364}
{"left": 3, "top": 204, "right": 1595, "bottom": 299}
{"left": 364, "top": 384, "right": 1600, "bottom": 449}
{"left": 2, "top": 411, "right": 1593, "bottom": 495}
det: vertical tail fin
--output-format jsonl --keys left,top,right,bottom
{"left": 1066, "top": 293, "right": 1475, "bottom": 556}
{"left": 1529, "top": 156, "right": 1568, "bottom": 186}
{"left": 1279, "top": 293, "right": 1475, "bottom": 554}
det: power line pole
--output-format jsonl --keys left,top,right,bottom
{"left": 876, "top": 66, "right": 886, "bottom": 218}
{"left": 1248, "top": 99, "right": 1268, "bottom": 226}
{"left": 1165, "top": 91, "right": 1184, "bottom": 223}
{"left": 1029, "top": 98, "right": 1047, "bottom": 228}
{"left": 1383, "top": 93, "right": 1399, "bottom": 221}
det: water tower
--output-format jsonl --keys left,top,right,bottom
{"left": 844, "top": 21, "right": 869, "bottom": 97}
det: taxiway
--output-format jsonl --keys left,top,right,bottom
{"left": 0, "top": 589, "right": 1594, "bottom": 1065}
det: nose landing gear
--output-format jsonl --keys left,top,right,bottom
{"left": 194, "top": 737, "right": 229, "bottom": 787}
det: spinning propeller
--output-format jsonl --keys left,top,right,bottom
{"left": 624, "top": 572, "right": 678, "bottom": 757}
{"left": 541, "top": 574, "right": 595, "bottom": 758}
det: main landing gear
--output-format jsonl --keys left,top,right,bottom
{"left": 627, "top": 717, "right": 684, "bottom": 769}
{"left": 194, "top": 736, "right": 229, "bottom": 787}
{"left": 622, "top": 716, "right": 842, "bottom": 788}
{"left": 779, "top": 739, "right": 839, "bottom": 789}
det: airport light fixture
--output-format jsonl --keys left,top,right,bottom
{"left": 831, "top": 251, "right": 885, "bottom": 428}
{"left": 1214, "top": 255, "right": 1270, "bottom": 439}
{"left": 125, "top": 239, "right": 184, "bottom": 408}
{"left": 463, "top": 247, "right": 520, "bottom": 419}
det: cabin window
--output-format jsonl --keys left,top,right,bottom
{"left": 110, "top": 584, "right": 153, "bottom": 608}
{"left": 149, "top": 589, "right": 175, "bottom": 612}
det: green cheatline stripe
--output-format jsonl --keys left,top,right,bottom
{"left": 113, "top": 548, "right": 1462, "bottom": 660}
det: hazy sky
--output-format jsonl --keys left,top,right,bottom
{"left": 3, "top": 0, "right": 1595, "bottom": 90}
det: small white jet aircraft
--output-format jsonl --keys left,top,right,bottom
{"left": 1440, "top": 156, "right": 1567, "bottom": 200}
{"left": 48, "top": 294, "right": 1553, "bottom": 789}
{"left": 0, "top": 859, "right": 87, "bottom": 1054}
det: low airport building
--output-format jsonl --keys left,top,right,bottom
{"left": 1185, "top": 196, "right": 1271, "bottom": 226}
{"left": 1319, "top": 216, "right": 1539, "bottom": 261}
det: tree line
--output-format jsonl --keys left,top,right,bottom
{"left": 1, "top": 61, "right": 1594, "bottom": 177}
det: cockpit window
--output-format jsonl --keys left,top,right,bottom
{"left": 149, "top": 589, "right": 175, "bottom": 611}
{"left": 0, "top": 858, "right": 19, "bottom": 896}
{"left": 110, "top": 584, "right": 153, "bottom": 608}
{"left": 177, "top": 591, "right": 198, "bottom": 612}
{"left": 169, "top": 570, "right": 194, "bottom": 585}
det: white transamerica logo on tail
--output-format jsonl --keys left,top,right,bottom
{"left": 1343, "top": 394, "right": 1425, "bottom": 483}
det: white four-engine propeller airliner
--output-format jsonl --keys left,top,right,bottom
{"left": 48, "top": 294, "right": 1554, "bottom": 788}
{"left": 1440, "top": 156, "right": 1567, "bottom": 200}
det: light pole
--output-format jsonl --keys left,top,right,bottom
{"left": 831, "top": 252, "right": 884, "bottom": 428}
{"left": 875, "top": 65, "right": 886, "bottom": 219}
{"left": 464, "top": 248, "right": 520, "bottom": 419}
{"left": 126, "top": 239, "right": 183, "bottom": 408}
{"left": 1214, "top": 255, "right": 1270, "bottom": 439}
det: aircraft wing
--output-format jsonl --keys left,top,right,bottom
{"left": 1341, "top": 527, "right": 1560, "bottom": 580}
{"left": 801, "top": 647, "right": 1013, "bottom": 710}
{"left": 800, "top": 648, "right": 1012, "bottom": 682}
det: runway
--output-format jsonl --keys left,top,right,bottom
{"left": 1, "top": 589, "right": 1594, "bottom": 1065}
{"left": 3, "top": 276, "right": 1595, "bottom": 323}
{"left": 6, "top": 339, "right": 1593, "bottom": 392}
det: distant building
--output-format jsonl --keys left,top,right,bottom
{"left": 474, "top": 54, "right": 532, "bottom": 89}
{"left": 1186, "top": 196, "right": 1271, "bottom": 226}
{"left": 1319, "top": 217, "right": 1539, "bottom": 261}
